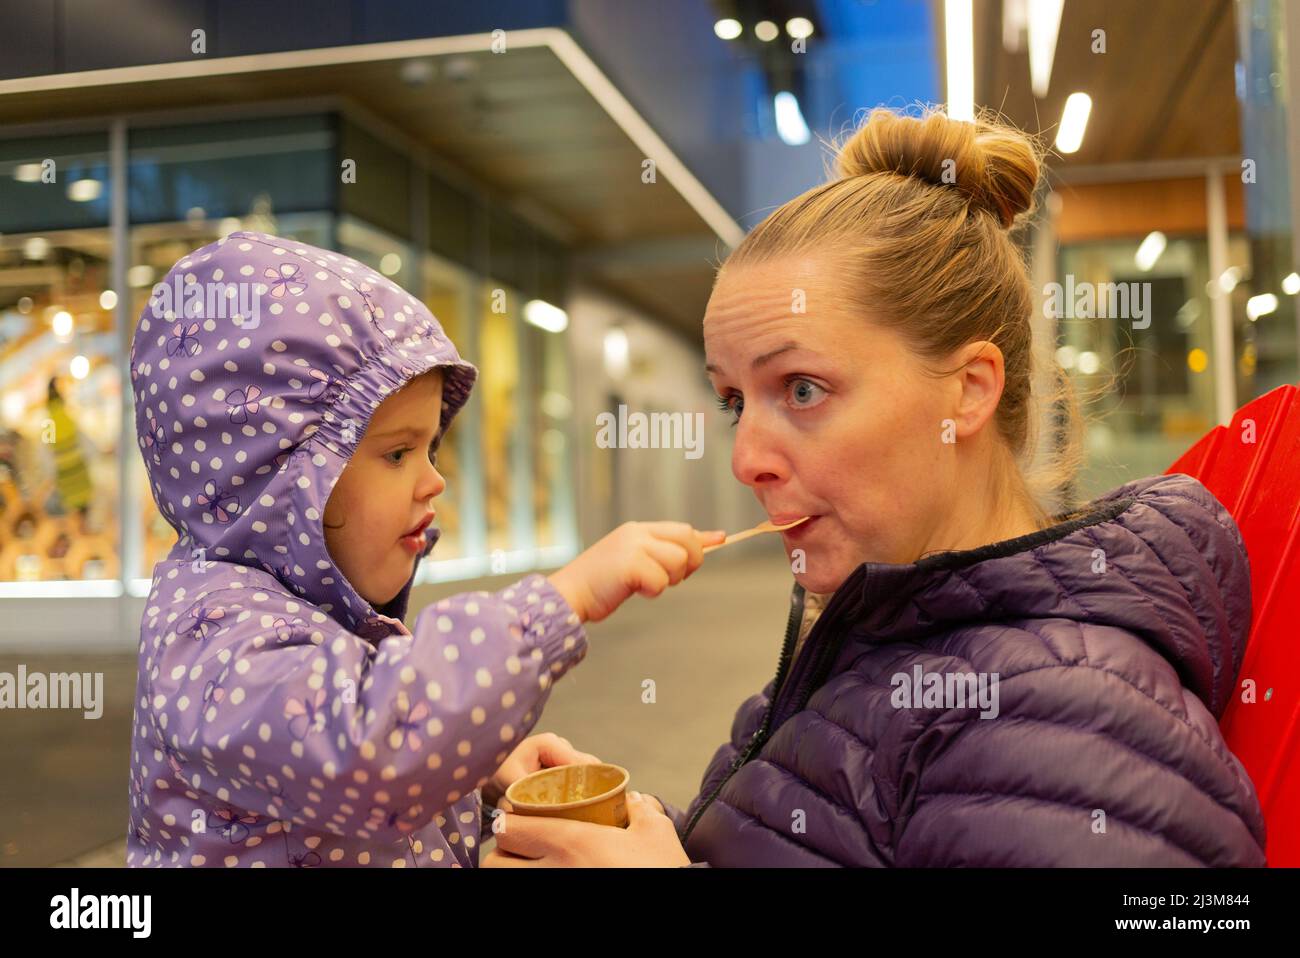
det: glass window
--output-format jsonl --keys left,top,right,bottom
{"left": 521, "top": 316, "right": 576, "bottom": 557}
{"left": 0, "top": 228, "right": 119, "bottom": 582}
{"left": 1056, "top": 233, "right": 1254, "bottom": 499}
{"left": 477, "top": 281, "right": 522, "bottom": 555}
{"left": 420, "top": 252, "right": 476, "bottom": 562}
{"left": 128, "top": 115, "right": 334, "bottom": 226}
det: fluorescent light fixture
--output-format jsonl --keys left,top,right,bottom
{"left": 67, "top": 178, "right": 102, "bottom": 202}
{"left": 756, "top": 20, "right": 779, "bottom": 42}
{"left": 1218, "top": 266, "right": 1242, "bottom": 293}
{"left": 1055, "top": 92, "right": 1092, "bottom": 153}
{"left": 786, "top": 17, "right": 814, "bottom": 39}
{"left": 1134, "top": 231, "right": 1166, "bottom": 272}
{"left": 603, "top": 327, "right": 629, "bottom": 379}
{"left": 0, "top": 580, "right": 124, "bottom": 598}
{"left": 51, "top": 310, "right": 73, "bottom": 338}
{"left": 714, "top": 19, "right": 742, "bottom": 40}
{"left": 1002, "top": 0, "right": 1028, "bottom": 53}
{"left": 1027, "top": 0, "right": 1063, "bottom": 97}
{"left": 70, "top": 354, "right": 90, "bottom": 379}
{"left": 2, "top": 391, "right": 24, "bottom": 423}
{"left": 23, "top": 236, "right": 49, "bottom": 260}
{"left": 1247, "top": 293, "right": 1278, "bottom": 320}
{"left": 1077, "top": 350, "right": 1100, "bottom": 374}
{"left": 523, "top": 299, "right": 568, "bottom": 333}
{"left": 774, "top": 91, "right": 811, "bottom": 145}
{"left": 99, "top": 290, "right": 117, "bottom": 310}
{"left": 945, "top": 0, "right": 975, "bottom": 122}
{"left": 13, "top": 162, "right": 43, "bottom": 182}
{"left": 1283, "top": 272, "right": 1300, "bottom": 295}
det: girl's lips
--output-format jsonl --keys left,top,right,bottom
{"left": 399, "top": 514, "right": 435, "bottom": 554}
{"left": 402, "top": 513, "right": 434, "bottom": 538}
{"left": 399, "top": 528, "right": 429, "bottom": 554}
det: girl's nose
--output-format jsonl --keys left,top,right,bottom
{"left": 422, "top": 464, "right": 447, "bottom": 500}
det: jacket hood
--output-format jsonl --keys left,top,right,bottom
{"left": 825, "top": 473, "right": 1251, "bottom": 719}
{"left": 129, "top": 230, "right": 477, "bottom": 637}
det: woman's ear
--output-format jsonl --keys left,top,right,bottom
{"left": 951, "top": 341, "right": 1006, "bottom": 439}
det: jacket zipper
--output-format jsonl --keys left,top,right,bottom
{"left": 680, "top": 583, "right": 806, "bottom": 844}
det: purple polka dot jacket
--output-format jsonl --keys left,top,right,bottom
{"left": 127, "top": 232, "right": 587, "bottom": 867}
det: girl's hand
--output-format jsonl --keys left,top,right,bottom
{"left": 482, "top": 791, "right": 690, "bottom": 867}
{"left": 547, "top": 522, "right": 725, "bottom": 624}
{"left": 484, "top": 732, "right": 600, "bottom": 808}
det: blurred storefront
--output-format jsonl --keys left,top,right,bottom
{"left": 978, "top": 0, "right": 1300, "bottom": 504}
{"left": 5, "top": 0, "right": 1298, "bottom": 646}
{"left": 0, "top": 10, "right": 750, "bottom": 648}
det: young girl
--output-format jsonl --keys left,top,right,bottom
{"left": 127, "top": 230, "right": 721, "bottom": 867}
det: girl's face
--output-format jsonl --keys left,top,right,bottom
{"left": 323, "top": 370, "right": 446, "bottom": 607}
{"left": 703, "top": 255, "right": 1017, "bottom": 594}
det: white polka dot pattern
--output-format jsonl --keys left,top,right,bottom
{"left": 125, "top": 232, "right": 588, "bottom": 867}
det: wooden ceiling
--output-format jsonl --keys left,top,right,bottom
{"left": 972, "top": 0, "right": 1240, "bottom": 169}
{"left": 0, "top": 44, "right": 733, "bottom": 339}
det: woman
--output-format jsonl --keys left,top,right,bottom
{"left": 484, "top": 106, "right": 1267, "bottom": 867}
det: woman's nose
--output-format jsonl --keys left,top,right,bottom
{"left": 731, "top": 415, "right": 787, "bottom": 488}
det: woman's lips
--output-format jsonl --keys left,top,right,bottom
{"left": 780, "top": 515, "right": 819, "bottom": 540}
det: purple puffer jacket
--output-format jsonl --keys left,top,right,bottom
{"left": 126, "top": 231, "right": 587, "bottom": 867}
{"left": 666, "top": 474, "right": 1267, "bottom": 866}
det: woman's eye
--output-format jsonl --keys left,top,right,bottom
{"left": 787, "top": 378, "right": 826, "bottom": 408}
{"left": 714, "top": 393, "right": 743, "bottom": 424}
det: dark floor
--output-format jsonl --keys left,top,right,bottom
{"left": 2, "top": 547, "right": 794, "bottom": 866}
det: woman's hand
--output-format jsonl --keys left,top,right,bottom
{"left": 483, "top": 732, "right": 601, "bottom": 808}
{"left": 482, "top": 791, "right": 690, "bottom": 867}
{"left": 548, "top": 522, "right": 726, "bottom": 624}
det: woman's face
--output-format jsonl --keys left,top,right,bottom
{"left": 323, "top": 370, "right": 446, "bottom": 607}
{"left": 703, "top": 255, "right": 1011, "bottom": 593}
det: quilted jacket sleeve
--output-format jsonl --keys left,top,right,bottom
{"left": 891, "top": 658, "right": 1268, "bottom": 867}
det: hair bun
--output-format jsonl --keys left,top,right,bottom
{"left": 835, "top": 107, "right": 1042, "bottom": 229}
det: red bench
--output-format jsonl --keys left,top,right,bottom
{"left": 1165, "top": 383, "right": 1300, "bottom": 866}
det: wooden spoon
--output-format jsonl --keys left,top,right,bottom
{"left": 703, "top": 516, "right": 811, "bottom": 554}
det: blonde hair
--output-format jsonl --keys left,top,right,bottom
{"left": 721, "top": 105, "right": 1084, "bottom": 526}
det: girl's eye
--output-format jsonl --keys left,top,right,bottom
{"left": 714, "top": 393, "right": 743, "bottom": 426}
{"left": 787, "top": 378, "right": 826, "bottom": 408}
{"left": 384, "top": 447, "right": 413, "bottom": 465}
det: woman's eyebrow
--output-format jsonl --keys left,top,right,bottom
{"left": 705, "top": 341, "right": 802, "bottom": 375}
